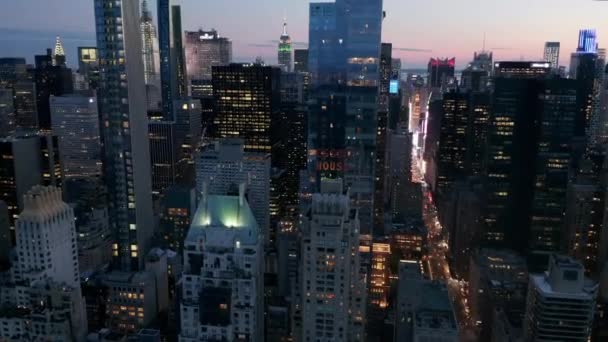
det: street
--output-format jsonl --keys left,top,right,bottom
{"left": 413, "top": 148, "right": 477, "bottom": 341}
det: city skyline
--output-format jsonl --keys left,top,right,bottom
{"left": 2, "top": 0, "right": 608, "bottom": 68}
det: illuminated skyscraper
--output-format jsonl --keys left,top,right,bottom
{"left": 543, "top": 41, "right": 560, "bottom": 69}
{"left": 278, "top": 21, "right": 293, "bottom": 72}
{"left": 211, "top": 63, "right": 280, "bottom": 153}
{"left": 485, "top": 70, "right": 578, "bottom": 267}
{"left": 53, "top": 36, "right": 66, "bottom": 66}
{"left": 428, "top": 57, "right": 455, "bottom": 88}
{"left": 140, "top": 0, "right": 160, "bottom": 85}
{"left": 94, "top": 0, "right": 154, "bottom": 271}
{"left": 185, "top": 29, "right": 232, "bottom": 81}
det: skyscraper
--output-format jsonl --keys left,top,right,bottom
{"left": 16, "top": 186, "right": 81, "bottom": 286}
{"left": 184, "top": 29, "right": 232, "bottom": 81}
{"left": 53, "top": 36, "right": 66, "bottom": 66}
{"left": 195, "top": 139, "right": 270, "bottom": 242}
{"left": 543, "top": 41, "right": 560, "bottom": 69}
{"left": 0, "top": 88, "right": 15, "bottom": 136}
{"left": 148, "top": 118, "right": 178, "bottom": 196}
{"left": 0, "top": 134, "right": 62, "bottom": 228}
{"left": 180, "top": 188, "right": 264, "bottom": 341}
{"left": 278, "top": 21, "right": 293, "bottom": 72}
{"left": 461, "top": 51, "right": 493, "bottom": 92}
{"left": 158, "top": 0, "right": 187, "bottom": 117}
{"left": 172, "top": 5, "right": 187, "bottom": 99}
{"left": 428, "top": 57, "right": 455, "bottom": 88}
{"left": 300, "top": 179, "right": 367, "bottom": 342}
{"left": 13, "top": 80, "right": 38, "bottom": 130}
{"left": 10, "top": 185, "right": 88, "bottom": 340}
{"left": 77, "top": 47, "right": 100, "bottom": 89}
{"left": 343, "top": 0, "right": 383, "bottom": 87}
{"left": 211, "top": 63, "right": 281, "bottom": 153}
{"left": 50, "top": 93, "right": 102, "bottom": 179}
{"left": 94, "top": 0, "right": 154, "bottom": 271}
{"left": 484, "top": 70, "right": 578, "bottom": 266}
{"left": 140, "top": 0, "right": 160, "bottom": 85}
{"left": 294, "top": 49, "right": 309, "bottom": 73}
{"left": 34, "top": 49, "right": 74, "bottom": 131}
{"left": 308, "top": 2, "right": 342, "bottom": 86}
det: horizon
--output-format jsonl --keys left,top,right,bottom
{"left": 2, "top": 0, "right": 608, "bottom": 69}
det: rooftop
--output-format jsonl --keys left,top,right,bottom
{"left": 188, "top": 194, "right": 259, "bottom": 244}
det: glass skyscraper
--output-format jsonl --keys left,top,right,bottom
{"left": 94, "top": 0, "right": 154, "bottom": 271}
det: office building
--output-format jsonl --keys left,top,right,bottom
{"left": 0, "top": 58, "right": 27, "bottom": 86}
{"left": 13, "top": 81, "right": 38, "bottom": 130}
{"left": 33, "top": 49, "right": 74, "bottom": 130}
{"left": 524, "top": 255, "right": 598, "bottom": 342}
{"left": 565, "top": 153, "right": 606, "bottom": 276}
{"left": 461, "top": 51, "right": 493, "bottom": 92}
{"left": 173, "top": 98, "right": 202, "bottom": 177}
{"left": 294, "top": 49, "right": 308, "bottom": 73}
{"left": 0, "top": 134, "right": 62, "bottom": 228}
{"left": 148, "top": 118, "right": 178, "bottom": 196}
{"left": 211, "top": 63, "right": 281, "bottom": 153}
{"left": 185, "top": 29, "right": 232, "bottom": 81}
{"left": 428, "top": 57, "right": 455, "bottom": 88}
{"left": 94, "top": 0, "right": 154, "bottom": 271}
{"left": 278, "top": 21, "right": 293, "bottom": 72}
{"left": 308, "top": 2, "right": 342, "bottom": 86}
{"left": 158, "top": 0, "right": 187, "bottom": 117}
{"left": 105, "top": 271, "right": 160, "bottom": 334}
{"left": 140, "top": 0, "right": 160, "bottom": 86}
{"left": 159, "top": 185, "right": 195, "bottom": 254}
{"left": 180, "top": 189, "right": 264, "bottom": 341}
{"left": 308, "top": 0, "right": 382, "bottom": 86}
{"left": 468, "top": 249, "right": 528, "bottom": 341}
{"left": 543, "top": 41, "right": 560, "bottom": 69}
{"left": 395, "top": 260, "right": 458, "bottom": 342}
{"left": 171, "top": 5, "right": 187, "bottom": 99}
{"left": 196, "top": 139, "right": 270, "bottom": 240}
{"left": 493, "top": 61, "right": 552, "bottom": 79}
{"left": 435, "top": 91, "right": 469, "bottom": 198}
{"left": 299, "top": 179, "right": 367, "bottom": 342}
{"left": 0, "top": 88, "right": 15, "bottom": 136}
{"left": 77, "top": 47, "right": 100, "bottom": 89}
{"left": 343, "top": 0, "right": 383, "bottom": 87}
{"left": 50, "top": 93, "right": 103, "bottom": 178}
{"left": 63, "top": 177, "right": 112, "bottom": 275}
{"left": 373, "top": 43, "right": 392, "bottom": 235}
{"left": 484, "top": 74, "right": 578, "bottom": 265}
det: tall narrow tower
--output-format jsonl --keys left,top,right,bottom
{"left": 94, "top": 0, "right": 154, "bottom": 271}
{"left": 278, "top": 20, "right": 292, "bottom": 72}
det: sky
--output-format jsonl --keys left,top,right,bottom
{"left": 1, "top": 0, "right": 608, "bottom": 69}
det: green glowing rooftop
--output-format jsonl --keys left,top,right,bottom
{"left": 191, "top": 194, "right": 259, "bottom": 232}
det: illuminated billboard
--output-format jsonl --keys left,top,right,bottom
{"left": 389, "top": 80, "right": 399, "bottom": 94}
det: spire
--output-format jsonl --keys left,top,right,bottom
{"left": 53, "top": 36, "right": 65, "bottom": 58}
{"left": 53, "top": 36, "right": 65, "bottom": 66}
{"left": 282, "top": 20, "right": 288, "bottom": 37}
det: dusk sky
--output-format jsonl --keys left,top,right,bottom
{"left": 1, "top": 0, "right": 608, "bottom": 69}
